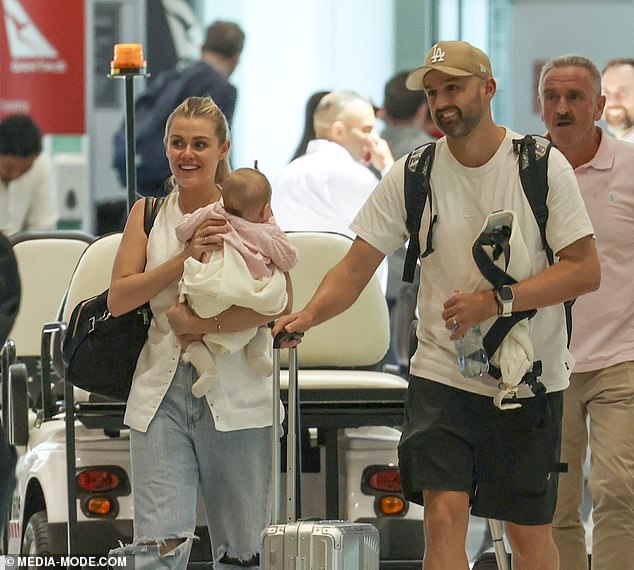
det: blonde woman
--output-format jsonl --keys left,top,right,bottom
{"left": 108, "top": 96, "right": 291, "bottom": 570}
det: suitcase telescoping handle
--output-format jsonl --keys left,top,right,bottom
{"left": 272, "top": 330, "right": 304, "bottom": 525}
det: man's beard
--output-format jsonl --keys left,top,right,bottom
{"left": 433, "top": 94, "right": 484, "bottom": 138}
{"left": 604, "top": 106, "right": 633, "bottom": 137}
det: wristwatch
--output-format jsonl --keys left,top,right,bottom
{"left": 495, "top": 285, "right": 514, "bottom": 317}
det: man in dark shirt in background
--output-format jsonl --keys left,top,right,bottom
{"left": 113, "top": 20, "right": 245, "bottom": 197}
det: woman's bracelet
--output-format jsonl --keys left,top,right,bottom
{"left": 212, "top": 315, "right": 222, "bottom": 333}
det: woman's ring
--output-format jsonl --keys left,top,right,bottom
{"left": 452, "top": 317, "right": 459, "bottom": 329}
{"left": 203, "top": 236, "right": 207, "bottom": 245}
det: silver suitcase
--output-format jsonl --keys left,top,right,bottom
{"left": 261, "top": 521, "right": 379, "bottom": 570}
{"left": 260, "top": 333, "right": 380, "bottom": 570}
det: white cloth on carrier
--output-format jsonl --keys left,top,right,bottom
{"left": 475, "top": 210, "right": 533, "bottom": 410}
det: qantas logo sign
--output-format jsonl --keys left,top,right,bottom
{"left": 2, "top": 0, "right": 67, "bottom": 72}
{"left": 163, "top": 0, "right": 203, "bottom": 62}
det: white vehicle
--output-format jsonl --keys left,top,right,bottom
{"left": 1, "top": 231, "right": 424, "bottom": 569}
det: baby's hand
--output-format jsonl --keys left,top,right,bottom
{"left": 167, "top": 297, "right": 195, "bottom": 336}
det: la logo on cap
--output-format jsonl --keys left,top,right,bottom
{"left": 430, "top": 44, "right": 445, "bottom": 63}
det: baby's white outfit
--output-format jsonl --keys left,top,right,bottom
{"left": 176, "top": 202, "right": 298, "bottom": 397}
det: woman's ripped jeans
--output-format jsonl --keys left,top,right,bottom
{"left": 109, "top": 360, "right": 272, "bottom": 570}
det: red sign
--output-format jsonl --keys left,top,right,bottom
{"left": 0, "top": 0, "right": 85, "bottom": 133}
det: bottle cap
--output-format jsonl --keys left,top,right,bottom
{"left": 110, "top": 44, "right": 146, "bottom": 75}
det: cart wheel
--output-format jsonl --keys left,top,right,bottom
{"left": 21, "top": 511, "right": 52, "bottom": 557}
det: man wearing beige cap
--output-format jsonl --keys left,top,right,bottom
{"left": 273, "top": 41, "right": 600, "bottom": 570}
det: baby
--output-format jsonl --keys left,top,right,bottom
{"left": 175, "top": 168, "right": 298, "bottom": 397}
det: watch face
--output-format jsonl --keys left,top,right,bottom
{"left": 500, "top": 286, "right": 514, "bottom": 302}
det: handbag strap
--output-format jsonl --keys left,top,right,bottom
{"left": 143, "top": 197, "right": 165, "bottom": 236}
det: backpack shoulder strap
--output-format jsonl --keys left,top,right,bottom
{"left": 143, "top": 197, "right": 165, "bottom": 237}
{"left": 513, "top": 134, "right": 553, "bottom": 264}
{"left": 512, "top": 134, "right": 575, "bottom": 345}
{"left": 402, "top": 142, "right": 436, "bottom": 283}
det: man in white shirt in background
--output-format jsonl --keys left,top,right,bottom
{"left": 272, "top": 90, "right": 393, "bottom": 292}
{"left": 0, "top": 115, "right": 58, "bottom": 235}
{"left": 601, "top": 59, "right": 634, "bottom": 143}
{"left": 272, "top": 90, "right": 393, "bottom": 236}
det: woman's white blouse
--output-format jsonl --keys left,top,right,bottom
{"left": 124, "top": 190, "right": 276, "bottom": 433}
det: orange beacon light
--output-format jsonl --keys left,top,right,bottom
{"left": 110, "top": 43, "right": 147, "bottom": 75}
{"left": 108, "top": 43, "right": 148, "bottom": 212}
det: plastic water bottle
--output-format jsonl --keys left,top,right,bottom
{"left": 455, "top": 325, "right": 489, "bottom": 377}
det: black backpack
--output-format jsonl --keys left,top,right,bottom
{"left": 402, "top": 134, "right": 553, "bottom": 283}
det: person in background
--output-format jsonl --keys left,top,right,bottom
{"left": 107, "top": 96, "right": 290, "bottom": 570}
{"left": 378, "top": 70, "right": 435, "bottom": 373}
{"left": 273, "top": 41, "right": 600, "bottom": 570}
{"left": 539, "top": 54, "right": 634, "bottom": 570}
{"left": 113, "top": 20, "right": 245, "bottom": 197}
{"left": 0, "top": 232, "right": 20, "bottom": 345}
{"left": 0, "top": 231, "right": 20, "bottom": 535}
{"left": 0, "top": 115, "right": 58, "bottom": 235}
{"left": 601, "top": 59, "right": 634, "bottom": 143}
{"left": 272, "top": 90, "right": 393, "bottom": 292}
{"left": 273, "top": 90, "right": 394, "bottom": 236}
{"left": 378, "top": 70, "right": 434, "bottom": 159}
{"left": 290, "top": 90, "right": 330, "bottom": 161}
{"left": 195, "top": 20, "right": 244, "bottom": 122}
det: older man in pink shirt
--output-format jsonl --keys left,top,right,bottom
{"left": 539, "top": 55, "right": 634, "bottom": 570}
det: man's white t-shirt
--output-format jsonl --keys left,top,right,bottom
{"left": 351, "top": 129, "right": 594, "bottom": 397}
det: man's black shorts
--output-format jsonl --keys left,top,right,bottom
{"left": 398, "top": 376, "right": 564, "bottom": 525}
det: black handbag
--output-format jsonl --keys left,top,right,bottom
{"left": 62, "top": 292, "right": 151, "bottom": 401}
{"left": 60, "top": 197, "right": 164, "bottom": 401}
